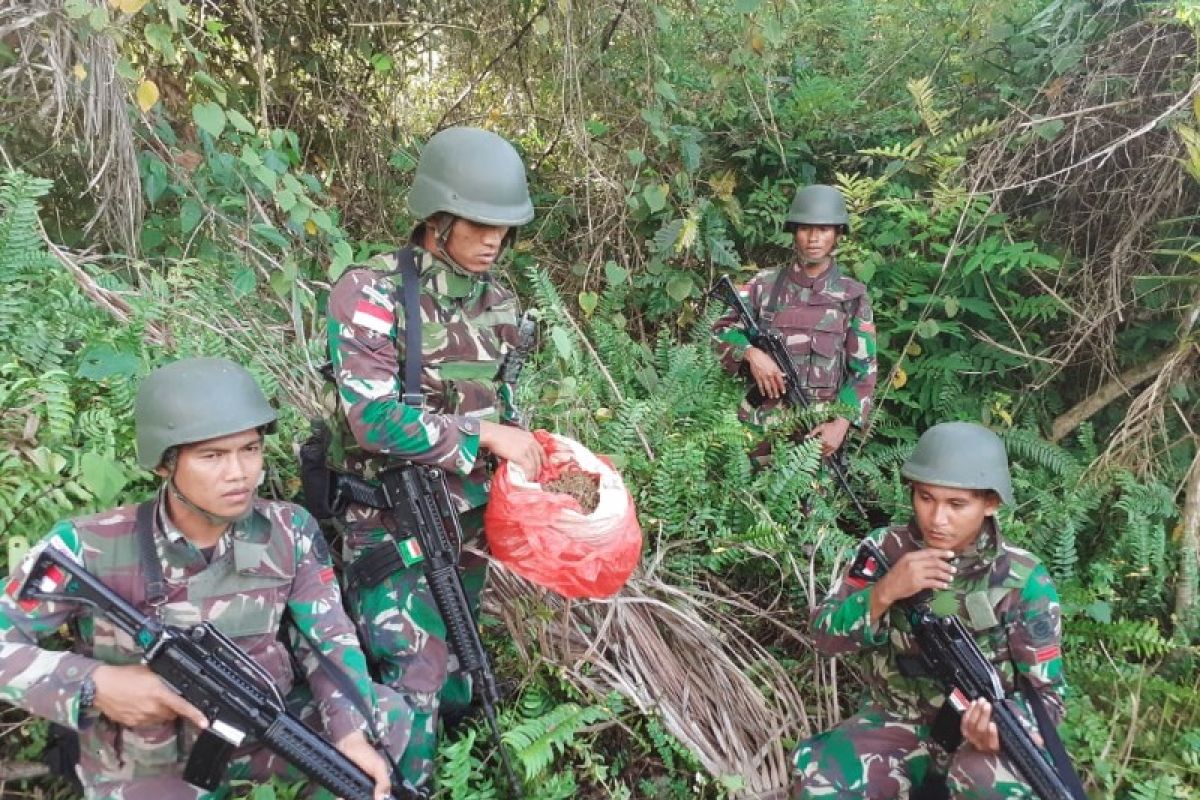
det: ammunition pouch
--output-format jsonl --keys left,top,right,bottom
{"left": 346, "top": 542, "right": 406, "bottom": 590}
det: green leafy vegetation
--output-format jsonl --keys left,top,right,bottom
{"left": 1, "top": 0, "right": 1197, "bottom": 797}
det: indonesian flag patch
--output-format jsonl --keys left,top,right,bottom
{"left": 351, "top": 299, "right": 393, "bottom": 336}
{"left": 318, "top": 566, "right": 336, "bottom": 585}
{"left": 397, "top": 538, "right": 423, "bottom": 567}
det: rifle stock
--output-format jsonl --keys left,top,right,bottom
{"left": 18, "top": 545, "right": 401, "bottom": 800}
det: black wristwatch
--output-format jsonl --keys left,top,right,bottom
{"left": 78, "top": 675, "right": 97, "bottom": 712}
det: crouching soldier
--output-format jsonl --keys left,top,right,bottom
{"left": 792, "top": 422, "right": 1071, "bottom": 799}
{"left": 0, "top": 357, "right": 412, "bottom": 799}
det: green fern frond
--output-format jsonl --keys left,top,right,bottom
{"left": 502, "top": 701, "right": 609, "bottom": 782}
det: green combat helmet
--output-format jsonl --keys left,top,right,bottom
{"left": 785, "top": 184, "right": 850, "bottom": 234}
{"left": 900, "top": 421, "right": 1014, "bottom": 505}
{"left": 408, "top": 127, "right": 534, "bottom": 227}
{"left": 135, "top": 357, "right": 277, "bottom": 470}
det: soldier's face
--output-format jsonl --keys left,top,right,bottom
{"left": 445, "top": 219, "right": 511, "bottom": 273}
{"left": 910, "top": 482, "right": 999, "bottom": 554}
{"left": 166, "top": 429, "right": 264, "bottom": 519}
{"left": 793, "top": 224, "right": 840, "bottom": 266}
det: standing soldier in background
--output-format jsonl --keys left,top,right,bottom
{"left": 0, "top": 357, "right": 407, "bottom": 799}
{"left": 791, "top": 422, "right": 1069, "bottom": 799}
{"left": 324, "top": 126, "right": 543, "bottom": 791}
{"left": 713, "top": 184, "right": 876, "bottom": 460}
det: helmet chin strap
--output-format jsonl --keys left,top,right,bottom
{"left": 165, "top": 471, "right": 255, "bottom": 528}
{"left": 431, "top": 215, "right": 509, "bottom": 276}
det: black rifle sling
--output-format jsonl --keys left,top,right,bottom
{"left": 135, "top": 500, "right": 231, "bottom": 788}
{"left": 398, "top": 248, "right": 424, "bottom": 408}
{"left": 1020, "top": 676, "right": 1089, "bottom": 800}
{"left": 134, "top": 499, "right": 166, "bottom": 607}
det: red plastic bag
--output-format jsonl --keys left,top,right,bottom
{"left": 485, "top": 430, "right": 642, "bottom": 599}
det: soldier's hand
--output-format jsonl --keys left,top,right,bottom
{"left": 480, "top": 421, "right": 545, "bottom": 479}
{"left": 961, "top": 698, "right": 1001, "bottom": 753}
{"left": 91, "top": 664, "right": 208, "bottom": 729}
{"left": 961, "top": 698, "right": 1043, "bottom": 755}
{"left": 744, "top": 347, "right": 787, "bottom": 400}
{"left": 869, "top": 549, "right": 956, "bottom": 620}
{"left": 335, "top": 730, "right": 391, "bottom": 800}
{"left": 809, "top": 418, "right": 850, "bottom": 457}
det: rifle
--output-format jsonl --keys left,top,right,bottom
{"left": 18, "top": 545, "right": 406, "bottom": 800}
{"left": 708, "top": 275, "right": 868, "bottom": 518}
{"left": 378, "top": 464, "right": 523, "bottom": 798}
{"left": 497, "top": 311, "right": 538, "bottom": 427}
{"left": 847, "top": 540, "right": 1087, "bottom": 800}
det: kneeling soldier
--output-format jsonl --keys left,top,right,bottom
{"left": 792, "top": 422, "right": 1068, "bottom": 799}
{"left": 0, "top": 357, "right": 410, "bottom": 799}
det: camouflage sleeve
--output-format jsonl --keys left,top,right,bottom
{"left": 836, "top": 290, "right": 877, "bottom": 427}
{"left": 1009, "top": 563, "right": 1067, "bottom": 725}
{"left": 0, "top": 522, "right": 104, "bottom": 730}
{"left": 810, "top": 531, "right": 892, "bottom": 656}
{"left": 285, "top": 508, "right": 376, "bottom": 742}
{"left": 327, "top": 267, "right": 481, "bottom": 476}
{"left": 711, "top": 274, "right": 765, "bottom": 377}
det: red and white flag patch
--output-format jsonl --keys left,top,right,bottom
{"left": 351, "top": 299, "right": 393, "bottom": 336}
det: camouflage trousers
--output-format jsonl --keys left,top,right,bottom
{"left": 342, "top": 504, "right": 488, "bottom": 790}
{"left": 82, "top": 681, "right": 413, "bottom": 799}
{"left": 790, "top": 705, "right": 1038, "bottom": 800}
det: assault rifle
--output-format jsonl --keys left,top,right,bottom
{"left": 17, "top": 545, "right": 406, "bottom": 800}
{"left": 848, "top": 540, "right": 1087, "bottom": 800}
{"left": 708, "top": 275, "right": 868, "bottom": 518}
{"left": 378, "top": 463, "right": 523, "bottom": 798}
{"left": 497, "top": 311, "right": 538, "bottom": 427}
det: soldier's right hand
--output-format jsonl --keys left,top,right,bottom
{"left": 92, "top": 664, "right": 209, "bottom": 729}
{"left": 480, "top": 421, "right": 545, "bottom": 479}
{"left": 744, "top": 347, "right": 786, "bottom": 400}
{"left": 869, "top": 549, "right": 956, "bottom": 619}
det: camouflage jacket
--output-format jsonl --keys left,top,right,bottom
{"left": 812, "top": 521, "right": 1066, "bottom": 726}
{"left": 0, "top": 491, "right": 377, "bottom": 782}
{"left": 326, "top": 246, "right": 520, "bottom": 521}
{"left": 712, "top": 260, "right": 876, "bottom": 427}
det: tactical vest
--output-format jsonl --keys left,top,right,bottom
{"left": 74, "top": 500, "right": 298, "bottom": 782}
{"left": 761, "top": 263, "right": 865, "bottom": 403}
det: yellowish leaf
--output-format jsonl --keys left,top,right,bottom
{"left": 905, "top": 342, "right": 922, "bottom": 357}
{"left": 710, "top": 170, "right": 736, "bottom": 202}
{"left": 115, "top": 0, "right": 150, "bottom": 13}
{"left": 304, "top": 219, "right": 318, "bottom": 236}
{"left": 677, "top": 213, "right": 699, "bottom": 253}
{"left": 73, "top": 63, "right": 87, "bottom": 82}
{"left": 135, "top": 79, "right": 160, "bottom": 112}
{"left": 891, "top": 367, "right": 908, "bottom": 389}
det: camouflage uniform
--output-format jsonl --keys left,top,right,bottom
{"left": 791, "top": 521, "right": 1067, "bottom": 799}
{"left": 712, "top": 261, "right": 877, "bottom": 430}
{"left": 325, "top": 244, "right": 520, "bottom": 785}
{"left": 0, "top": 491, "right": 411, "bottom": 799}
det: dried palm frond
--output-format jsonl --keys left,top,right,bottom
{"left": 1, "top": 0, "right": 141, "bottom": 252}
{"left": 485, "top": 548, "right": 814, "bottom": 799}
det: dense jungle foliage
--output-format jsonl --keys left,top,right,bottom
{"left": 1, "top": 0, "right": 1198, "bottom": 798}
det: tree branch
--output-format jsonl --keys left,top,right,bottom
{"left": 1049, "top": 347, "right": 1180, "bottom": 443}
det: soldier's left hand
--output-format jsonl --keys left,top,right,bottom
{"left": 809, "top": 418, "right": 850, "bottom": 457}
{"left": 335, "top": 730, "right": 391, "bottom": 800}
